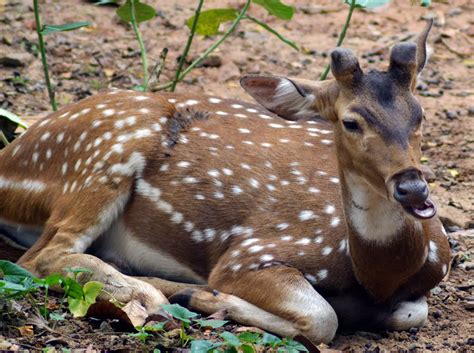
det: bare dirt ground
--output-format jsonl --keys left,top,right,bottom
{"left": 0, "top": 0, "right": 473, "bottom": 351}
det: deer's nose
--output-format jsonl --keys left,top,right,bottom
{"left": 393, "top": 169, "right": 428, "bottom": 206}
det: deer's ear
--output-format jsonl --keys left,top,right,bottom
{"left": 240, "top": 75, "right": 339, "bottom": 121}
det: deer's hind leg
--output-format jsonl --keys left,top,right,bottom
{"left": 170, "top": 266, "right": 338, "bottom": 344}
{"left": 18, "top": 183, "right": 168, "bottom": 322}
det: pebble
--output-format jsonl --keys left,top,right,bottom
{"left": 444, "top": 110, "right": 458, "bottom": 120}
{"left": 467, "top": 107, "right": 474, "bottom": 117}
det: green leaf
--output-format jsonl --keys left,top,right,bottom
{"left": 280, "top": 338, "right": 309, "bottom": 352}
{"left": 241, "top": 345, "right": 255, "bottom": 353}
{"left": 128, "top": 329, "right": 151, "bottom": 343}
{"left": 252, "top": 0, "right": 294, "bottom": 20}
{"left": 344, "top": 0, "right": 390, "bottom": 8}
{"left": 68, "top": 281, "right": 103, "bottom": 317}
{"left": 420, "top": 0, "right": 431, "bottom": 6}
{"left": 0, "top": 260, "right": 34, "bottom": 283}
{"left": 191, "top": 340, "right": 222, "bottom": 353}
{"left": 261, "top": 332, "right": 281, "bottom": 346}
{"left": 220, "top": 332, "right": 241, "bottom": 347}
{"left": 161, "top": 303, "right": 198, "bottom": 323}
{"left": 49, "top": 312, "right": 66, "bottom": 321}
{"left": 186, "top": 8, "right": 238, "bottom": 36}
{"left": 238, "top": 332, "right": 261, "bottom": 344}
{"left": 195, "top": 319, "right": 228, "bottom": 329}
{"left": 0, "top": 279, "right": 28, "bottom": 292}
{"left": 0, "top": 108, "right": 28, "bottom": 129}
{"left": 43, "top": 274, "right": 64, "bottom": 287}
{"left": 117, "top": 0, "right": 156, "bottom": 24}
{"left": 63, "top": 277, "right": 84, "bottom": 300}
{"left": 144, "top": 322, "right": 166, "bottom": 331}
{"left": 41, "top": 22, "right": 91, "bottom": 36}
{"left": 83, "top": 281, "right": 103, "bottom": 303}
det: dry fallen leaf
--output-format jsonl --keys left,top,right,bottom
{"left": 234, "top": 326, "right": 265, "bottom": 334}
{"left": 207, "top": 308, "right": 228, "bottom": 321}
{"left": 17, "top": 325, "right": 33, "bottom": 337}
{"left": 122, "top": 299, "right": 148, "bottom": 327}
{"left": 87, "top": 300, "right": 135, "bottom": 331}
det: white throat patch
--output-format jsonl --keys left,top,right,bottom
{"left": 345, "top": 173, "right": 406, "bottom": 245}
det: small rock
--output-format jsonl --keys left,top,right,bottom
{"left": 467, "top": 107, "right": 474, "bottom": 117}
{"left": 462, "top": 301, "right": 474, "bottom": 310}
{"left": 432, "top": 310, "right": 442, "bottom": 319}
{"left": 1, "top": 35, "right": 12, "bottom": 46}
{"left": 444, "top": 110, "right": 458, "bottom": 120}
{"left": 196, "top": 55, "right": 222, "bottom": 68}
{"left": 431, "top": 286, "right": 442, "bottom": 295}
{"left": 0, "top": 52, "right": 34, "bottom": 68}
{"left": 447, "top": 8, "right": 462, "bottom": 17}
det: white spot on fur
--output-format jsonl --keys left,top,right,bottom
{"left": 322, "top": 246, "right": 333, "bottom": 256}
{"left": 295, "top": 238, "right": 311, "bottom": 245}
{"left": 299, "top": 210, "right": 316, "bottom": 221}
{"left": 260, "top": 254, "right": 274, "bottom": 262}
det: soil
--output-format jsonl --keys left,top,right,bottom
{"left": 0, "top": 0, "right": 473, "bottom": 351}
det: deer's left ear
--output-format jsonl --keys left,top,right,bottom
{"left": 240, "top": 75, "right": 339, "bottom": 121}
{"left": 389, "top": 20, "right": 433, "bottom": 92}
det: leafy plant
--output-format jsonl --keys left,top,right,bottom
{"left": 116, "top": 0, "right": 156, "bottom": 91}
{"left": 165, "top": 0, "right": 297, "bottom": 91}
{"left": 32, "top": 0, "right": 90, "bottom": 111}
{"left": 0, "top": 260, "right": 101, "bottom": 320}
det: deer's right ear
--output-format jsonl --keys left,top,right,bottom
{"left": 240, "top": 75, "right": 339, "bottom": 121}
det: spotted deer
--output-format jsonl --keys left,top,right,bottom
{"left": 0, "top": 21, "right": 450, "bottom": 343}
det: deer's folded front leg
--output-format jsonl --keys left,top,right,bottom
{"left": 171, "top": 265, "right": 338, "bottom": 344}
{"left": 17, "top": 191, "right": 169, "bottom": 323}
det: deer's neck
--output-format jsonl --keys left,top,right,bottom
{"left": 340, "top": 172, "right": 429, "bottom": 302}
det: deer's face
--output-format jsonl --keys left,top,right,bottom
{"left": 241, "top": 22, "right": 435, "bottom": 220}
{"left": 334, "top": 73, "right": 433, "bottom": 219}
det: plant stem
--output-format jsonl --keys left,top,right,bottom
{"left": 320, "top": 0, "right": 356, "bottom": 80}
{"left": 0, "top": 131, "right": 9, "bottom": 146}
{"left": 243, "top": 15, "right": 299, "bottom": 51}
{"left": 156, "top": 0, "right": 252, "bottom": 91}
{"left": 130, "top": 0, "right": 149, "bottom": 90}
{"left": 170, "top": 0, "right": 205, "bottom": 92}
{"left": 33, "top": 0, "right": 57, "bottom": 111}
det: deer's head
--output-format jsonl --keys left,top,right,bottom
{"left": 241, "top": 21, "right": 435, "bottom": 220}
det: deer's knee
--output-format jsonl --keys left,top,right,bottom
{"left": 383, "top": 296, "right": 428, "bottom": 331}
{"left": 296, "top": 304, "right": 338, "bottom": 344}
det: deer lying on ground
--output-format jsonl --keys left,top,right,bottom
{"left": 0, "top": 21, "right": 450, "bottom": 343}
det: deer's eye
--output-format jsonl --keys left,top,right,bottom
{"left": 342, "top": 119, "right": 361, "bottom": 133}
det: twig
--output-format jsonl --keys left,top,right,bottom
{"left": 243, "top": 14, "right": 299, "bottom": 51}
{"left": 155, "top": 0, "right": 252, "bottom": 91}
{"left": 33, "top": 0, "right": 57, "bottom": 111}
{"left": 170, "top": 0, "right": 205, "bottom": 92}
{"left": 320, "top": 0, "right": 356, "bottom": 80}
{"left": 148, "top": 47, "right": 168, "bottom": 90}
{"left": 130, "top": 0, "right": 149, "bottom": 89}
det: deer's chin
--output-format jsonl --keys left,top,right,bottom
{"left": 402, "top": 197, "right": 436, "bottom": 220}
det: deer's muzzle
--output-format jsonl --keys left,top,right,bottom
{"left": 392, "top": 168, "right": 436, "bottom": 220}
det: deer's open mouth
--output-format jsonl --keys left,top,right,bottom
{"left": 402, "top": 197, "right": 436, "bottom": 220}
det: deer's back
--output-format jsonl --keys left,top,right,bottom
{"left": 1, "top": 90, "right": 355, "bottom": 291}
